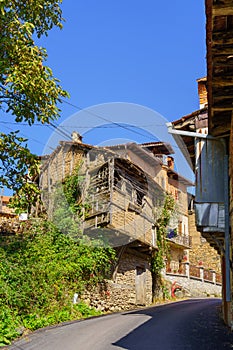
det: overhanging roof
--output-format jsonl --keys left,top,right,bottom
{"left": 168, "top": 109, "right": 208, "bottom": 171}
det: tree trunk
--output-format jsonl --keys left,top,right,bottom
{"left": 152, "top": 271, "right": 163, "bottom": 302}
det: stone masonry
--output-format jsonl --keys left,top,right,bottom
{"left": 82, "top": 249, "right": 152, "bottom": 312}
{"left": 188, "top": 212, "right": 221, "bottom": 273}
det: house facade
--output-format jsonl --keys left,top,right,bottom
{"left": 104, "top": 142, "right": 193, "bottom": 276}
{"left": 168, "top": 0, "right": 233, "bottom": 325}
{"left": 166, "top": 1, "right": 232, "bottom": 323}
{"left": 40, "top": 137, "right": 193, "bottom": 308}
{"left": 205, "top": 0, "right": 233, "bottom": 326}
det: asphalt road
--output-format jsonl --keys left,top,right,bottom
{"left": 8, "top": 299, "right": 233, "bottom": 350}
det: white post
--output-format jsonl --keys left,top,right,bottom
{"left": 212, "top": 270, "right": 216, "bottom": 284}
{"left": 185, "top": 262, "right": 190, "bottom": 278}
{"left": 199, "top": 266, "right": 204, "bottom": 282}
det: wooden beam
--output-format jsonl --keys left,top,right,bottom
{"left": 209, "top": 124, "right": 231, "bottom": 137}
{"left": 212, "top": 47, "right": 233, "bottom": 55}
{"left": 212, "top": 80, "right": 233, "bottom": 86}
{"left": 212, "top": 107, "right": 233, "bottom": 111}
{"left": 213, "top": 32, "right": 233, "bottom": 45}
{"left": 213, "top": 95, "right": 233, "bottom": 100}
{"left": 213, "top": 7, "right": 233, "bottom": 16}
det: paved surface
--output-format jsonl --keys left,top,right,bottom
{"left": 8, "top": 299, "right": 233, "bottom": 350}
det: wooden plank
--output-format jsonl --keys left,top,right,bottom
{"left": 212, "top": 107, "right": 233, "bottom": 111}
{"left": 213, "top": 7, "right": 233, "bottom": 16}
{"left": 212, "top": 46, "right": 233, "bottom": 55}
{"left": 212, "top": 79, "right": 233, "bottom": 86}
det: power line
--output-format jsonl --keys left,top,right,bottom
{"left": 0, "top": 121, "right": 56, "bottom": 151}
{"left": 0, "top": 103, "right": 189, "bottom": 153}
{"left": 0, "top": 120, "right": 166, "bottom": 128}
{"left": 60, "top": 99, "right": 157, "bottom": 141}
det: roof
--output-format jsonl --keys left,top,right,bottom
{"left": 140, "top": 141, "right": 174, "bottom": 155}
{"left": 169, "top": 109, "right": 208, "bottom": 170}
{"left": 0, "top": 196, "right": 11, "bottom": 202}
{"left": 105, "top": 142, "right": 193, "bottom": 187}
{"left": 206, "top": 0, "right": 233, "bottom": 137}
{"left": 166, "top": 168, "right": 194, "bottom": 187}
{"left": 105, "top": 142, "right": 164, "bottom": 168}
{"left": 106, "top": 141, "right": 174, "bottom": 155}
{"left": 196, "top": 76, "right": 207, "bottom": 82}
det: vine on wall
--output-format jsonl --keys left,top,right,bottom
{"left": 151, "top": 194, "right": 175, "bottom": 300}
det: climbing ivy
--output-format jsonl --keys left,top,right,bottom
{"left": 51, "top": 165, "right": 90, "bottom": 237}
{"left": 151, "top": 194, "right": 175, "bottom": 300}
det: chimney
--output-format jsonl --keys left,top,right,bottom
{"left": 197, "top": 77, "right": 208, "bottom": 109}
{"left": 167, "top": 156, "right": 174, "bottom": 170}
{"left": 71, "top": 131, "right": 83, "bottom": 143}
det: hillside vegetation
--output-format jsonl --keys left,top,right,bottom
{"left": 0, "top": 220, "right": 115, "bottom": 346}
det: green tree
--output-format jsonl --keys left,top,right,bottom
{"left": 0, "top": 0, "right": 68, "bottom": 197}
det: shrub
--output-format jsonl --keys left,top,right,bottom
{"left": 0, "top": 220, "right": 115, "bottom": 346}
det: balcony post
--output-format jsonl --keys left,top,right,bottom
{"left": 199, "top": 266, "right": 204, "bottom": 282}
{"left": 211, "top": 270, "right": 216, "bottom": 284}
{"left": 184, "top": 261, "right": 190, "bottom": 278}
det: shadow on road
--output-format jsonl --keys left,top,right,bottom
{"left": 112, "top": 299, "right": 233, "bottom": 350}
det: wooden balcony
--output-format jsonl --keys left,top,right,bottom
{"left": 167, "top": 234, "right": 192, "bottom": 248}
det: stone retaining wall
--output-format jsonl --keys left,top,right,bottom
{"left": 164, "top": 274, "right": 222, "bottom": 298}
{"left": 81, "top": 249, "right": 152, "bottom": 312}
{"left": 82, "top": 280, "right": 138, "bottom": 313}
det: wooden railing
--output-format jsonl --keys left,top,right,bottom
{"left": 204, "top": 269, "right": 213, "bottom": 282}
{"left": 216, "top": 272, "right": 222, "bottom": 284}
{"left": 189, "top": 265, "right": 200, "bottom": 279}
{"left": 167, "top": 235, "right": 192, "bottom": 248}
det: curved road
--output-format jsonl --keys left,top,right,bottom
{"left": 8, "top": 299, "right": 233, "bottom": 350}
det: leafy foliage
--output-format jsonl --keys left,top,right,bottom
{"left": 151, "top": 194, "right": 175, "bottom": 300}
{"left": 0, "top": 220, "right": 115, "bottom": 346}
{"left": 49, "top": 166, "right": 91, "bottom": 237}
{"left": 0, "top": 0, "right": 68, "bottom": 193}
{"left": 0, "top": 0, "right": 68, "bottom": 124}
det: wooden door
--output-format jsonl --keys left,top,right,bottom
{"left": 135, "top": 266, "right": 146, "bottom": 305}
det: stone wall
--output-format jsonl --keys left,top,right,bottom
{"left": 188, "top": 212, "right": 221, "bottom": 273}
{"left": 0, "top": 214, "right": 19, "bottom": 234}
{"left": 40, "top": 144, "right": 85, "bottom": 191}
{"left": 164, "top": 274, "right": 222, "bottom": 298}
{"left": 82, "top": 249, "right": 152, "bottom": 312}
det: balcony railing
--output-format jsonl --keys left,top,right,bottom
{"left": 166, "top": 263, "right": 222, "bottom": 285}
{"left": 167, "top": 234, "right": 192, "bottom": 248}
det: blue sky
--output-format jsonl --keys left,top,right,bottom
{"left": 1, "top": 1, "right": 206, "bottom": 184}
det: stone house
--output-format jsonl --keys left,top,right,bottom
{"left": 168, "top": 18, "right": 232, "bottom": 322}
{"left": 40, "top": 137, "right": 193, "bottom": 309}
{"left": 105, "top": 142, "right": 193, "bottom": 275}
{"left": 40, "top": 141, "right": 159, "bottom": 308}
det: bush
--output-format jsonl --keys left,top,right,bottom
{"left": 0, "top": 220, "right": 115, "bottom": 346}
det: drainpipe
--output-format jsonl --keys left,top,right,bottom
{"left": 166, "top": 122, "right": 216, "bottom": 140}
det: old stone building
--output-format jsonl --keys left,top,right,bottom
{"left": 40, "top": 137, "right": 194, "bottom": 308}
{"left": 104, "top": 142, "right": 193, "bottom": 276}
